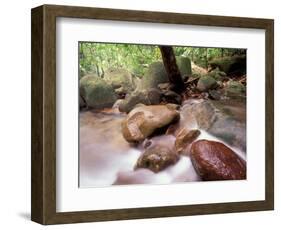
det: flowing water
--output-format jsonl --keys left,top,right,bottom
{"left": 79, "top": 100, "right": 246, "bottom": 188}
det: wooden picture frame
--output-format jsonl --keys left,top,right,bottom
{"left": 31, "top": 4, "right": 274, "bottom": 225}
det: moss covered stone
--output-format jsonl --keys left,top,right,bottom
{"left": 140, "top": 57, "right": 192, "bottom": 89}
{"left": 103, "top": 68, "right": 135, "bottom": 94}
{"left": 176, "top": 56, "right": 192, "bottom": 78}
{"left": 207, "top": 67, "right": 227, "bottom": 81}
{"left": 225, "top": 80, "right": 246, "bottom": 96}
{"left": 80, "top": 75, "right": 117, "bottom": 109}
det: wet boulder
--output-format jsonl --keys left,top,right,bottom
{"left": 121, "top": 105, "right": 180, "bottom": 143}
{"left": 80, "top": 75, "right": 117, "bottom": 109}
{"left": 190, "top": 140, "right": 246, "bottom": 180}
{"left": 182, "top": 99, "right": 246, "bottom": 151}
{"left": 175, "top": 128, "right": 201, "bottom": 154}
{"left": 135, "top": 145, "right": 179, "bottom": 173}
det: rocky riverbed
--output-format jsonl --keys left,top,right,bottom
{"left": 79, "top": 56, "right": 247, "bottom": 187}
{"left": 79, "top": 98, "right": 246, "bottom": 188}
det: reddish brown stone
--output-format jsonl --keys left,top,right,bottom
{"left": 121, "top": 105, "right": 180, "bottom": 143}
{"left": 190, "top": 140, "right": 246, "bottom": 181}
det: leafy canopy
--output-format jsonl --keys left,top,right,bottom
{"left": 79, "top": 42, "right": 246, "bottom": 76}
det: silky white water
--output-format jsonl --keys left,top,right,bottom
{"left": 79, "top": 100, "right": 246, "bottom": 188}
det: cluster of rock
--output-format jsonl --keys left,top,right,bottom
{"left": 194, "top": 67, "right": 246, "bottom": 99}
{"left": 121, "top": 103, "right": 246, "bottom": 180}
{"left": 79, "top": 56, "right": 191, "bottom": 110}
{"left": 192, "top": 54, "right": 246, "bottom": 100}
{"left": 79, "top": 54, "right": 246, "bottom": 110}
{"left": 79, "top": 54, "right": 247, "bottom": 181}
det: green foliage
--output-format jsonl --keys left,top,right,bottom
{"left": 173, "top": 47, "right": 246, "bottom": 68}
{"left": 79, "top": 42, "right": 161, "bottom": 77}
{"left": 79, "top": 42, "right": 246, "bottom": 76}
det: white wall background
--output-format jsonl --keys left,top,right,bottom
{"left": 0, "top": 0, "right": 279, "bottom": 229}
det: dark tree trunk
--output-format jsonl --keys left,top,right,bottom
{"left": 159, "top": 46, "right": 185, "bottom": 93}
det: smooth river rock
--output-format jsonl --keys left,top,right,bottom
{"left": 182, "top": 99, "right": 246, "bottom": 151}
{"left": 190, "top": 140, "right": 246, "bottom": 181}
{"left": 121, "top": 105, "right": 180, "bottom": 143}
{"left": 135, "top": 145, "right": 179, "bottom": 173}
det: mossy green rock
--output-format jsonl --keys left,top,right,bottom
{"left": 140, "top": 62, "right": 167, "bottom": 89}
{"left": 225, "top": 80, "right": 246, "bottom": 96}
{"left": 80, "top": 75, "right": 117, "bottom": 109}
{"left": 208, "top": 68, "right": 227, "bottom": 81}
{"left": 176, "top": 56, "right": 192, "bottom": 78}
{"left": 197, "top": 75, "right": 218, "bottom": 92}
{"left": 140, "top": 57, "right": 192, "bottom": 89}
{"left": 104, "top": 68, "right": 135, "bottom": 94}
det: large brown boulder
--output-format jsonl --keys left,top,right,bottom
{"left": 135, "top": 145, "right": 179, "bottom": 173}
{"left": 190, "top": 140, "right": 246, "bottom": 181}
{"left": 121, "top": 105, "right": 180, "bottom": 143}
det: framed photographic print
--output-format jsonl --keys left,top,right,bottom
{"left": 31, "top": 4, "right": 274, "bottom": 225}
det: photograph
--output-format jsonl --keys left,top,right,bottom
{"left": 79, "top": 42, "right": 247, "bottom": 188}
{"left": 30, "top": 3, "right": 274, "bottom": 224}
